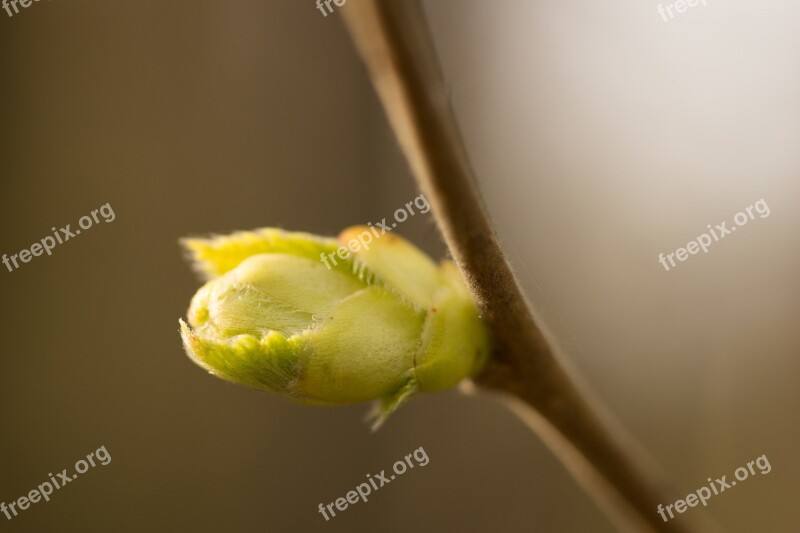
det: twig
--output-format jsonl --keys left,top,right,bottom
{"left": 341, "top": 2, "right": 714, "bottom": 532}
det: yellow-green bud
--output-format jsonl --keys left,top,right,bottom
{"left": 179, "top": 226, "right": 489, "bottom": 427}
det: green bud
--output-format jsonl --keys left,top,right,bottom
{"left": 179, "top": 227, "right": 489, "bottom": 427}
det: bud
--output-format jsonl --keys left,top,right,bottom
{"left": 179, "top": 227, "right": 489, "bottom": 427}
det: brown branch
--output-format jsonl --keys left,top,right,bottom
{"left": 341, "top": 2, "right": 716, "bottom": 532}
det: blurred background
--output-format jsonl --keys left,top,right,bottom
{"left": 0, "top": 1, "right": 797, "bottom": 531}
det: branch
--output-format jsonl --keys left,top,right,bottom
{"left": 341, "top": 2, "right": 715, "bottom": 532}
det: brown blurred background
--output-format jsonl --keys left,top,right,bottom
{"left": 0, "top": 1, "right": 797, "bottom": 532}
